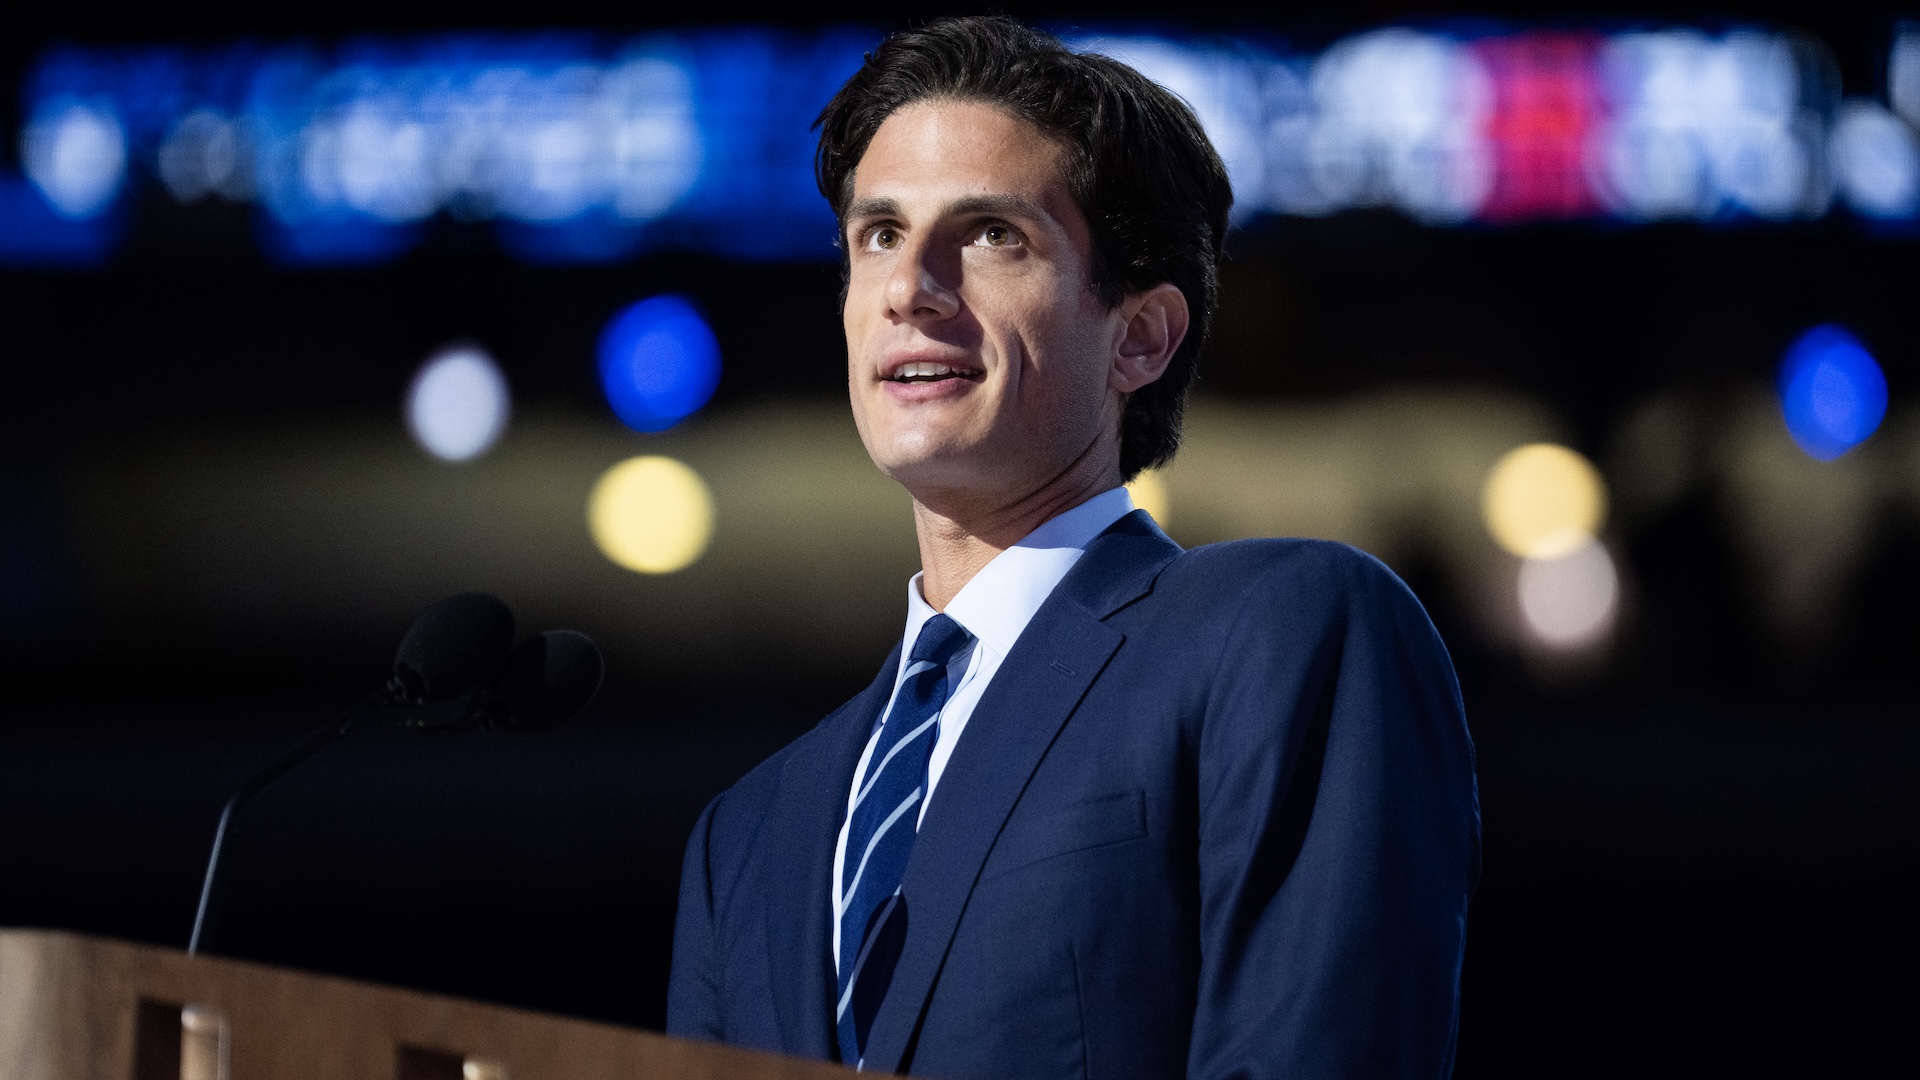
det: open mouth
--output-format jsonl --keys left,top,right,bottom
{"left": 888, "top": 361, "right": 982, "bottom": 384}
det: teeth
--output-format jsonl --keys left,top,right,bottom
{"left": 897, "top": 362, "right": 956, "bottom": 379}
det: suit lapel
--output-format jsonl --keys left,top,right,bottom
{"left": 764, "top": 645, "right": 899, "bottom": 1059}
{"left": 860, "top": 511, "right": 1182, "bottom": 1072}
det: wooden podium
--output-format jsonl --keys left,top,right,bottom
{"left": 0, "top": 930, "right": 854, "bottom": 1080}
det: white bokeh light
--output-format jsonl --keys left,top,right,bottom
{"left": 1829, "top": 100, "right": 1920, "bottom": 219}
{"left": 284, "top": 55, "right": 700, "bottom": 227}
{"left": 158, "top": 110, "right": 250, "bottom": 202}
{"left": 609, "top": 59, "right": 704, "bottom": 220}
{"left": 1891, "top": 30, "right": 1920, "bottom": 130}
{"left": 1592, "top": 30, "right": 1819, "bottom": 221}
{"left": 1303, "top": 29, "right": 1494, "bottom": 223}
{"left": 1517, "top": 536, "right": 1620, "bottom": 649}
{"left": 406, "top": 346, "right": 511, "bottom": 462}
{"left": 22, "top": 100, "right": 128, "bottom": 219}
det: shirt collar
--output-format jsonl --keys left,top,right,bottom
{"left": 901, "top": 486, "right": 1136, "bottom": 667}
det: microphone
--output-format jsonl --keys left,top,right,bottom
{"left": 391, "top": 592, "right": 516, "bottom": 705}
{"left": 187, "top": 592, "right": 516, "bottom": 955}
{"left": 482, "top": 629, "right": 606, "bottom": 731}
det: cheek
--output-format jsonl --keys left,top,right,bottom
{"left": 1019, "top": 309, "right": 1117, "bottom": 410}
{"left": 843, "top": 265, "right": 886, "bottom": 333}
{"left": 842, "top": 294, "right": 867, "bottom": 351}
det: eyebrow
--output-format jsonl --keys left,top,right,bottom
{"left": 843, "top": 193, "right": 1051, "bottom": 225}
{"left": 844, "top": 195, "right": 902, "bottom": 221}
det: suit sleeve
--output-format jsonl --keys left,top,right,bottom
{"left": 1188, "top": 547, "right": 1481, "bottom": 1080}
{"left": 666, "top": 797, "right": 726, "bottom": 1041}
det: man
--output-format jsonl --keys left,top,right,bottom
{"left": 668, "top": 17, "right": 1479, "bottom": 1079}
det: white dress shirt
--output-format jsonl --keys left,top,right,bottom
{"left": 830, "top": 486, "right": 1137, "bottom": 970}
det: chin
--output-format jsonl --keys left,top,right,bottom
{"left": 874, "top": 443, "right": 996, "bottom": 494}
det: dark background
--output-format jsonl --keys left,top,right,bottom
{"left": 2, "top": 3, "right": 1916, "bottom": 1077}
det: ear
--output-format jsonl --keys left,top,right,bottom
{"left": 1109, "top": 283, "right": 1190, "bottom": 394}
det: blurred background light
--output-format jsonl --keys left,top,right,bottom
{"left": 1475, "top": 32, "right": 1602, "bottom": 221}
{"left": 1591, "top": 30, "right": 1822, "bottom": 221}
{"left": 1298, "top": 29, "right": 1494, "bottom": 223}
{"left": 1517, "top": 535, "right": 1620, "bottom": 649}
{"left": 587, "top": 455, "right": 714, "bottom": 574}
{"left": 1829, "top": 100, "right": 1920, "bottom": 218}
{"left": 598, "top": 295, "right": 721, "bottom": 433}
{"left": 0, "top": 176, "right": 120, "bottom": 265}
{"left": 1481, "top": 443, "right": 1609, "bottom": 558}
{"left": 1777, "top": 324, "right": 1889, "bottom": 461}
{"left": 1125, "top": 469, "right": 1169, "bottom": 525}
{"left": 4, "top": 22, "right": 1913, "bottom": 263}
{"left": 157, "top": 110, "right": 250, "bottom": 203}
{"left": 255, "top": 47, "right": 702, "bottom": 230}
{"left": 405, "top": 345, "right": 511, "bottom": 462}
{"left": 1892, "top": 28, "right": 1920, "bottom": 129}
{"left": 21, "top": 99, "right": 126, "bottom": 218}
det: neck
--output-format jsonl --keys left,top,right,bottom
{"left": 908, "top": 442, "right": 1122, "bottom": 610}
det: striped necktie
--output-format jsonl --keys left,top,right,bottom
{"left": 836, "top": 612, "right": 971, "bottom": 1067}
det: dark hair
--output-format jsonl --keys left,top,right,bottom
{"left": 814, "top": 16, "right": 1232, "bottom": 481}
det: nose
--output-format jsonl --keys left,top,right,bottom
{"left": 884, "top": 236, "right": 960, "bottom": 325}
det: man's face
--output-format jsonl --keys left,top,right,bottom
{"left": 841, "top": 99, "right": 1129, "bottom": 501}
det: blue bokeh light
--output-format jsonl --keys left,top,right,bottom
{"left": 7, "top": 26, "right": 1919, "bottom": 267}
{"left": 1777, "top": 324, "right": 1888, "bottom": 461}
{"left": 599, "top": 294, "right": 722, "bottom": 432}
{"left": 0, "top": 176, "right": 121, "bottom": 266}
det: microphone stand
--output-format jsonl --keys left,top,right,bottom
{"left": 187, "top": 689, "right": 391, "bottom": 956}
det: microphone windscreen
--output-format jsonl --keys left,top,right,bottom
{"left": 493, "top": 629, "right": 605, "bottom": 730}
{"left": 392, "top": 592, "right": 516, "bottom": 702}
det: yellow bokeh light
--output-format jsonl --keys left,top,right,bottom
{"left": 1480, "top": 443, "right": 1608, "bottom": 558}
{"left": 1126, "top": 469, "right": 1170, "bottom": 525}
{"left": 588, "top": 455, "right": 714, "bottom": 574}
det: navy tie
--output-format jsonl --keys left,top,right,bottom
{"left": 836, "top": 613, "right": 971, "bottom": 1066}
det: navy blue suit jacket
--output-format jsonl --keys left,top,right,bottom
{"left": 668, "top": 511, "right": 1480, "bottom": 1079}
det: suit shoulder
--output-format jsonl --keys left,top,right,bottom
{"left": 1165, "top": 536, "right": 1414, "bottom": 611}
{"left": 1146, "top": 538, "right": 1444, "bottom": 667}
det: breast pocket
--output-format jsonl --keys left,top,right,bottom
{"left": 982, "top": 789, "right": 1148, "bottom": 883}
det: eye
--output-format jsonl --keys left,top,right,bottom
{"left": 864, "top": 226, "right": 901, "bottom": 252}
{"left": 976, "top": 222, "right": 1015, "bottom": 247}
